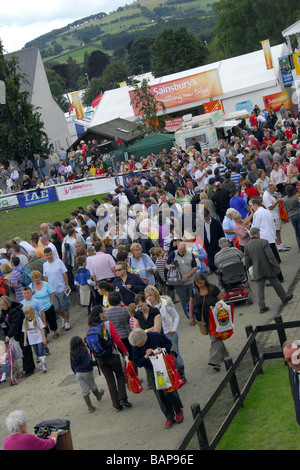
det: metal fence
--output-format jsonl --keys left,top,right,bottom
{"left": 176, "top": 314, "right": 299, "bottom": 450}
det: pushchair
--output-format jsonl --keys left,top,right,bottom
{"left": 5, "top": 341, "right": 22, "bottom": 386}
{"left": 217, "top": 262, "right": 253, "bottom": 305}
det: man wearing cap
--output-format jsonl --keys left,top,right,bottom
{"left": 214, "top": 237, "right": 243, "bottom": 272}
{"left": 244, "top": 227, "right": 293, "bottom": 313}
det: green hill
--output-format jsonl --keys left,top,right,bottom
{"left": 24, "top": 0, "right": 217, "bottom": 65}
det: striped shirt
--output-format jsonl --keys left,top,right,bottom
{"left": 214, "top": 247, "right": 243, "bottom": 271}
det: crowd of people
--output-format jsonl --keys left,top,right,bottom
{"left": 1, "top": 102, "right": 300, "bottom": 442}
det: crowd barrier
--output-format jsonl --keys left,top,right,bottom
{"left": 0, "top": 171, "right": 149, "bottom": 212}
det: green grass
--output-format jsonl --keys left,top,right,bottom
{"left": 0, "top": 194, "right": 103, "bottom": 247}
{"left": 216, "top": 360, "right": 300, "bottom": 450}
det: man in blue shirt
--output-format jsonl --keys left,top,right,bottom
{"left": 230, "top": 189, "right": 250, "bottom": 219}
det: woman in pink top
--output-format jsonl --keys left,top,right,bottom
{"left": 233, "top": 210, "right": 253, "bottom": 253}
{"left": 3, "top": 410, "right": 57, "bottom": 450}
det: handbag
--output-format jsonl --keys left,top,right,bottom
{"left": 163, "top": 352, "right": 184, "bottom": 393}
{"left": 149, "top": 351, "right": 172, "bottom": 390}
{"left": 198, "top": 295, "right": 208, "bottom": 335}
{"left": 125, "top": 357, "right": 143, "bottom": 394}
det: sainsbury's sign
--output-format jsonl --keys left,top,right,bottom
{"left": 129, "top": 69, "right": 223, "bottom": 116}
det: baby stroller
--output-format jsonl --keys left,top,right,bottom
{"left": 6, "top": 341, "right": 22, "bottom": 386}
{"left": 217, "top": 262, "right": 253, "bottom": 305}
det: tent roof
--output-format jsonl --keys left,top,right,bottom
{"left": 70, "top": 117, "right": 145, "bottom": 148}
{"left": 282, "top": 20, "right": 300, "bottom": 38}
{"left": 5, "top": 47, "right": 39, "bottom": 100}
{"left": 89, "top": 43, "right": 289, "bottom": 128}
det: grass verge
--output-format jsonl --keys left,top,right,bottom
{"left": 0, "top": 194, "right": 103, "bottom": 247}
{"left": 216, "top": 360, "right": 300, "bottom": 450}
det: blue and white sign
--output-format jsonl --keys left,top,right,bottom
{"left": 17, "top": 187, "right": 58, "bottom": 208}
{"left": 278, "top": 55, "right": 294, "bottom": 87}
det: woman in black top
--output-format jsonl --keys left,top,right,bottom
{"left": 133, "top": 292, "right": 162, "bottom": 333}
{"left": 134, "top": 292, "right": 162, "bottom": 389}
{"left": 189, "top": 273, "right": 229, "bottom": 372}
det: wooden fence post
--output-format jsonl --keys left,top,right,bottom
{"left": 245, "top": 324, "right": 263, "bottom": 374}
{"left": 274, "top": 314, "right": 287, "bottom": 348}
{"left": 191, "top": 403, "right": 209, "bottom": 450}
{"left": 224, "top": 357, "right": 242, "bottom": 405}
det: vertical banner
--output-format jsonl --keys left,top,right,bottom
{"left": 261, "top": 39, "right": 273, "bottom": 70}
{"left": 293, "top": 53, "right": 300, "bottom": 75}
{"left": 70, "top": 92, "right": 85, "bottom": 120}
{"left": 278, "top": 56, "right": 294, "bottom": 86}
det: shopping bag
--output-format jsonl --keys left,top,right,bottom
{"left": 9, "top": 338, "right": 23, "bottom": 359}
{"left": 163, "top": 353, "right": 184, "bottom": 393}
{"left": 166, "top": 265, "right": 182, "bottom": 286}
{"left": 278, "top": 200, "right": 289, "bottom": 222}
{"left": 209, "top": 302, "right": 234, "bottom": 341}
{"left": 149, "top": 352, "right": 172, "bottom": 390}
{"left": 125, "top": 357, "right": 143, "bottom": 394}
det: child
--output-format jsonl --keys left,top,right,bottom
{"left": 154, "top": 247, "right": 168, "bottom": 295}
{"left": 127, "top": 303, "right": 136, "bottom": 331}
{"left": 74, "top": 256, "right": 95, "bottom": 308}
{"left": 97, "top": 281, "right": 114, "bottom": 308}
{"left": 21, "top": 286, "right": 49, "bottom": 355}
{"left": 70, "top": 336, "right": 104, "bottom": 413}
{"left": 0, "top": 340, "right": 9, "bottom": 382}
{"left": 22, "top": 305, "right": 47, "bottom": 373}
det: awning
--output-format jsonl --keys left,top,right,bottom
{"left": 215, "top": 119, "right": 241, "bottom": 128}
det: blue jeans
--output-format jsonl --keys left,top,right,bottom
{"left": 290, "top": 213, "right": 300, "bottom": 239}
{"left": 165, "top": 331, "right": 184, "bottom": 369}
{"left": 32, "top": 342, "right": 45, "bottom": 358}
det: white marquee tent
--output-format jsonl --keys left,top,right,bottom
{"left": 88, "top": 42, "right": 290, "bottom": 129}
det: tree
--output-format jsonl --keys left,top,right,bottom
{"left": 0, "top": 41, "right": 50, "bottom": 163}
{"left": 100, "top": 60, "right": 129, "bottom": 91}
{"left": 81, "top": 77, "right": 102, "bottom": 107}
{"left": 130, "top": 78, "right": 167, "bottom": 136}
{"left": 150, "top": 26, "right": 208, "bottom": 77}
{"left": 128, "top": 37, "right": 155, "bottom": 75}
{"left": 208, "top": 0, "right": 300, "bottom": 61}
{"left": 87, "top": 50, "right": 110, "bottom": 79}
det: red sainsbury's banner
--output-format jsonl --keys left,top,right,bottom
{"left": 129, "top": 69, "right": 223, "bottom": 117}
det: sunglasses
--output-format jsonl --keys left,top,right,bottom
{"left": 115, "top": 268, "right": 123, "bottom": 272}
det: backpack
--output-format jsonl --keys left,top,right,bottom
{"left": 63, "top": 242, "right": 72, "bottom": 267}
{"left": 86, "top": 322, "right": 113, "bottom": 359}
{"left": 16, "top": 266, "right": 32, "bottom": 287}
{"left": 0, "top": 276, "right": 10, "bottom": 296}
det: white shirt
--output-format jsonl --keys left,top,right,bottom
{"left": 22, "top": 316, "right": 44, "bottom": 345}
{"left": 43, "top": 259, "right": 67, "bottom": 293}
{"left": 252, "top": 206, "right": 276, "bottom": 244}
{"left": 262, "top": 191, "right": 280, "bottom": 220}
{"left": 194, "top": 169, "right": 206, "bottom": 190}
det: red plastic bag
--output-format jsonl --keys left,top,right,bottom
{"left": 163, "top": 353, "right": 184, "bottom": 393}
{"left": 125, "top": 358, "right": 143, "bottom": 394}
{"left": 278, "top": 200, "right": 289, "bottom": 222}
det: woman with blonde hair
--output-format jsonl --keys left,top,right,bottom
{"left": 0, "top": 296, "right": 35, "bottom": 377}
{"left": 129, "top": 243, "right": 157, "bottom": 285}
{"left": 22, "top": 305, "right": 47, "bottom": 372}
{"left": 144, "top": 285, "right": 186, "bottom": 382}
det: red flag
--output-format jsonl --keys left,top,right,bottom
{"left": 69, "top": 102, "right": 74, "bottom": 115}
{"left": 91, "top": 93, "right": 102, "bottom": 108}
